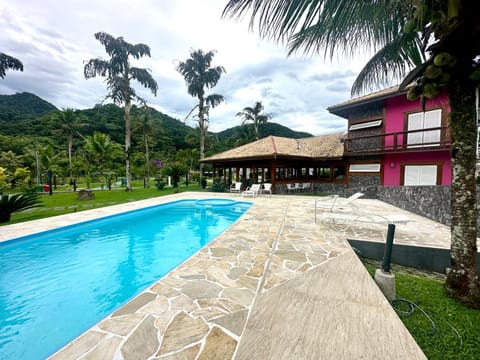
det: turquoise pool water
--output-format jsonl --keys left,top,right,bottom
{"left": 0, "top": 199, "right": 251, "bottom": 360}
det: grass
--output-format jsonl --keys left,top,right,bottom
{"left": 3, "top": 182, "right": 205, "bottom": 225}
{"left": 363, "top": 260, "right": 480, "bottom": 360}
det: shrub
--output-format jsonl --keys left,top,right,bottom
{"left": 211, "top": 178, "right": 226, "bottom": 192}
{"left": 201, "top": 178, "right": 207, "bottom": 189}
{"left": 0, "top": 192, "right": 40, "bottom": 223}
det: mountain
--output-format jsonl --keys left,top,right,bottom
{"left": 0, "top": 92, "right": 314, "bottom": 157}
{"left": 0, "top": 92, "right": 57, "bottom": 117}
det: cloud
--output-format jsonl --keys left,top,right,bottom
{"left": 0, "top": 0, "right": 377, "bottom": 136}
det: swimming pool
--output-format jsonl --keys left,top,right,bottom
{"left": 0, "top": 198, "right": 251, "bottom": 360}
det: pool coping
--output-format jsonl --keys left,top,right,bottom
{"left": 3, "top": 192, "right": 432, "bottom": 359}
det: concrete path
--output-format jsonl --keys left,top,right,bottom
{"left": 1, "top": 193, "right": 433, "bottom": 359}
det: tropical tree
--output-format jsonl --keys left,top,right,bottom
{"left": 223, "top": 0, "right": 480, "bottom": 307}
{"left": 0, "top": 192, "right": 39, "bottom": 223}
{"left": 162, "top": 162, "right": 187, "bottom": 188}
{"left": 176, "top": 49, "right": 225, "bottom": 181}
{"left": 49, "top": 108, "right": 85, "bottom": 180}
{"left": 236, "top": 101, "right": 272, "bottom": 140}
{"left": 0, "top": 52, "right": 23, "bottom": 79}
{"left": 84, "top": 32, "right": 158, "bottom": 192}
{"left": 84, "top": 131, "right": 121, "bottom": 188}
{"left": 133, "top": 107, "right": 155, "bottom": 187}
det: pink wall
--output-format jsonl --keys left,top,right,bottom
{"left": 383, "top": 152, "right": 451, "bottom": 186}
{"left": 382, "top": 93, "right": 451, "bottom": 186}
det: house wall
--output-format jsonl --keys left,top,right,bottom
{"left": 383, "top": 152, "right": 451, "bottom": 185}
{"left": 381, "top": 93, "right": 451, "bottom": 186}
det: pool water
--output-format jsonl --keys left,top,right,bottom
{"left": 0, "top": 199, "right": 251, "bottom": 360}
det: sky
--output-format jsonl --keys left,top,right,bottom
{"left": 0, "top": 0, "right": 371, "bottom": 136}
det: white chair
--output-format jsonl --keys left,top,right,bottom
{"left": 294, "top": 183, "right": 304, "bottom": 192}
{"left": 262, "top": 183, "right": 272, "bottom": 197}
{"left": 230, "top": 182, "right": 242, "bottom": 194}
{"left": 314, "top": 192, "right": 364, "bottom": 223}
{"left": 286, "top": 183, "right": 296, "bottom": 193}
{"left": 242, "top": 183, "right": 262, "bottom": 198}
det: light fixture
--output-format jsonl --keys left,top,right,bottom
{"left": 390, "top": 162, "right": 396, "bottom": 168}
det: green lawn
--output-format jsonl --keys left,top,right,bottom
{"left": 4, "top": 183, "right": 205, "bottom": 225}
{"left": 364, "top": 261, "right": 480, "bottom": 360}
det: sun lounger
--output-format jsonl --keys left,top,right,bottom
{"left": 242, "top": 183, "right": 261, "bottom": 198}
{"left": 319, "top": 212, "right": 411, "bottom": 231}
{"left": 261, "top": 183, "right": 272, "bottom": 197}
{"left": 314, "top": 192, "right": 364, "bottom": 223}
{"left": 230, "top": 182, "right": 242, "bottom": 194}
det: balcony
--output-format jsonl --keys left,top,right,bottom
{"left": 344, "top": 126, "right": 451, "bottom": 155}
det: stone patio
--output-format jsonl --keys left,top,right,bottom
{"left": 0, "top": 192, "right": 445, "bottom": 359}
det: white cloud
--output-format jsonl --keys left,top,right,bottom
{"left": 0, "top": 0, "right": 375, "bottom": 136}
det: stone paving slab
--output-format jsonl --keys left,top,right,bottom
{"left": 1, "top": 193, "right": 434, "bottom": 359}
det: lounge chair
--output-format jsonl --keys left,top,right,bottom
{"left": 314, "top": 192, "right": 364, "bottom": 223}
{"left": 230, "top": 182, "right": 242, "bottom": 194}
{"left": 242, "top": 183, "right": 262, "bottom": 198}
{"left": 320, "top": 212, "right": 410, "bottom": 231}
{"left": 286, "top": 183, "right": 296, "bottom": 193}
{"left": 262, "top": 183, "right": 272, "bottom": 197}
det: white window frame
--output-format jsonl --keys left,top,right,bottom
{"left": 349, "top": 164, "right": 381, "bottom": 173}
{"left": 406, "top": 109, "right": 442, "bottom": 148}
{"left": 349, "top": 119, "right": 382, "bottom": 131}
{"left": 403, "top": 165, "right": 438, "bottom": 185}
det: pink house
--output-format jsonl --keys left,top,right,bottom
{"left": 328, "top": 86, "right": 451, "bottom": 188}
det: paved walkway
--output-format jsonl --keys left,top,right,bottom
{"left": 1, "top": 193, "right": 440, "bottom": 359}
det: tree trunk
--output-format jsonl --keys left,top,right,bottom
{"left": 446, "top": 78, "right": 480, "bottom": 308}
{"left": 125, "top": 99, "right": 132, "bottom": 192}
{"left": 198, "top": 96, "right": 206, "bottom": 181}
{"left": 68, "top": 133, "right": 73, "bottom": 179}
{"left": 144, "top": 131, "right": 150, "bottom": 188}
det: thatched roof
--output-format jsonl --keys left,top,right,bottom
{"left": 202, "top": 133, "right": 345, "bottom": 163}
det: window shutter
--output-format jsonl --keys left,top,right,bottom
{"left": 404, "top": 165, "right": 437, "bottom": 185}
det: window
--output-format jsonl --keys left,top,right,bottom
{"left": 349, "top": 119, "right": 382, "bottom": 131}
{"left": 349, "top": 164, "right": 381, "bottom": 173}
{"left": 403, "top": 165, "right": 438, "bottom": 185}
{"left": 407, "top": 109, "right": 442, "bottom": 147}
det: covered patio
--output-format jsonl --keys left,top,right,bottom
{"left": 201, "top": 134, "right": 347, "bottom": 194}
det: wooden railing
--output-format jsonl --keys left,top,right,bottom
{"left": 344, "top": 126, "right": 451, "bottom": 154}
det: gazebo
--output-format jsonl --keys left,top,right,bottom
{"left": 201, "top": 133, "right": 347, "bottom": 194}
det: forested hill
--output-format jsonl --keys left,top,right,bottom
{"left": 0, "top": 92, "right": 57, "bottom": 117}
{"left": 0, "top": 92, "right": 314, "bottom": 158}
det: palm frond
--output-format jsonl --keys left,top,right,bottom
{"left": 205, "top": 94, "right": 225, "bottom": 108}
{"left": 130, "top": 67, "right": 158, "bottom": 95}
{"left": 0, "top": 52, "right": 23, "bottom": 79}
{"left": 352, "top": 33, "right": 424, "bottom": 95}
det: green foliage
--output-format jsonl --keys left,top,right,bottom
{"left": 162, "top": 162, "right": 187, "bottom": 188}
{"left": 0, "top": 192, "right": 39, "bottom": 223}
{"left": 363, "top": 261, "right": 480, "bottom": 359}
{"left": 210, "top": 177, "right": 227, "bottom": 192}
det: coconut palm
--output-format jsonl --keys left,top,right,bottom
{"left": 84, "top": 32, "right": 158, "bottom": 192}
{"left": 133, "top": 107, "right": 155, "bottom": 187}
{"left": 0, "top": 52, "right": 23, "bottom": 79}
{"left": 176, "top": 49, "right": 225, "bottom": 181}
{"left": 236, "top": 101, "right": 272, "bottom": 140}
{"left": 84, "top": 131, "right": 121, "bottom": 188}
{"left": 223, "top": 0, "right": 480, "bottom": 307}
{"left": 49, "top": 108, "right": 85, "bottom": 180}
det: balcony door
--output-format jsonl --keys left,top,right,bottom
{"left": 406, "top": 109, "right": 442, "bottom": 148}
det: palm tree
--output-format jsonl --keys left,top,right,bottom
{"left": 50, "top": 108, "right": 85, "bottom": 180}
{"left": 223, "top": 0, "right": 480, "bottom": 307}
{"left": 0, "top": 52, "right": 23, "bottom": 79}
{"left": 84, "top": 32, "right": 158, "bottom": 192}
{"left": 176, "top": 49, "right": 225, "bottom": 181}
{"left": 133, "top": 107, "right": 155, "bottom": 187}
{"left": 236, "top": 101, "right": 272, "bottom": 140}
{"left": 84, "top": 131, "right": 121, "bottom": 189}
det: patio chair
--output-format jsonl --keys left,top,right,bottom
{"left": 230, "top": 182, "right": 242, "bottom": 194}
{"left": 286, "top": 183, "right": 296, "bottom": 193}
{"left": 261, "top": 183, "right": 272, "bottom": 197}
{"left": 242, "top": 183, "right": 262, "bottom": 198}
{"left": 314, "top": 192, "right": 364, "bottom": 223}
{"left": 294, "top": 183, "right": 304, "bottom": 192}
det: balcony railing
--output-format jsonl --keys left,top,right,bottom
{"left": 344, "top": 126, "right": 451, "bottom": 154}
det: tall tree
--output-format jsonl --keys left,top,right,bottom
{"left": 176, "top": 49, "right": 225, "bottom": 181}
{"left": 236, "top": 101, "right": 272, "bottom": 140}
{"left": 0, "top": 53, "right": 23, "bottom": 79}
{"left": 223, "top": 0, "right": 480, "bottom": 307}
{"left": 84, "top": 131, "right": 121, "bottom": 188}
{"left": 133, "top": 107, "right": 155, "bottom": 187}
{"left": 84, "top": 32, "right": 158, "bottom": 191}
{"left": 49, "top": 108, "right": 85, "bottom": 180}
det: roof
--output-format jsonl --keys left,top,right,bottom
{"left": 201, "top": 133, "right": 345, "bottom": 163}
{"left": 327, "top": 85, "right": 409, "bottom": 118}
